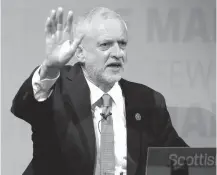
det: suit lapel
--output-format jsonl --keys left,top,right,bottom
{"left": 119, "top": 79, "right": 152, "bottom": 175}
{"left": 65, "top": 63, "right": 96, "bottom": 166}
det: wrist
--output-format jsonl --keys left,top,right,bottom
{"left": 40, "top": 61, "right": 60, "bottom": 80}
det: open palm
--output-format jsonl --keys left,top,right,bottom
{"left": 44, "top": 7, "right": 83, "bottom": 68}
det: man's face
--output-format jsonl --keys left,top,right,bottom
{"left": 81, "top": 16, "right": 128, "bottom": 86}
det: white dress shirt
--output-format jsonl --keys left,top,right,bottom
{"left": 32, "top": 66, "right": 127, "bottom": 175}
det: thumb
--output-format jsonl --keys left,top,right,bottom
{"left": 68, "top": 34, "right": 84, "bottom": 55}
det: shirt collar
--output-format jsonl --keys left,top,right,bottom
{"left": 107, "top": 82, "right": 123, "bottom": 106}
{"left": 84, "top": 76, "right": 104, "bottom": 105}
{"left": 83, "top": 72, "right": 122, "bottom": 106}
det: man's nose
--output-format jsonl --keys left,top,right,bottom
{"left": 110, "top": 43, "right": 124, "bottom": 59}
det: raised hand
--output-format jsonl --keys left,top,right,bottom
{"left": 40, "top": 7, "right": 84, "bottom": 79}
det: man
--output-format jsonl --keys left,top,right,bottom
{"left": 11, "top": 7, "right": 188, "bottom": 175}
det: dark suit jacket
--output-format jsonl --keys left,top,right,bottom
{"left": 11, "top": 63, "right": 188, "bottom": 175}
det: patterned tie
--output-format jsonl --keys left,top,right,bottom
{"left": 100, "top": 94, "right": 115, "bottom": 175}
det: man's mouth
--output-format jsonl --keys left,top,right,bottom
{"left": 106, "top": 62, "right": 122, "bottom": 68}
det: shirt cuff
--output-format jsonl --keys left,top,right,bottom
{"left": 32, "top": 65, "right": 60, "bottom": 102}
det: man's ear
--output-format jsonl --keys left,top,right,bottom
{"left": 75, "top": 45, "right": 85, "bottom": 63}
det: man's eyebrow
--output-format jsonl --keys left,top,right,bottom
{"left": 96, "top": 39, "right": 114, "bottom": 45}
{"left": 97, "top": 38, "right": 128, "bottom": 44}
{"left": 118, "top": 39, "right": 128, "bottom": 42}
{"left": 98, "top": 39, "right": 113, "bottom": 42}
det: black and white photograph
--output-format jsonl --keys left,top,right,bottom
{"left": 1, "top": 0, "right": 216, "bottom": 174}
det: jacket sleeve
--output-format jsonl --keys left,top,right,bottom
{"left": 10, "top": 67, "right": 55, "bottom": 126}
{"left": 142, "top": 92, "right": 189, "bottom": 175}
{"left": 155, "top": 92, "right": 189, "bottom": 147}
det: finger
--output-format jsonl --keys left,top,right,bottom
{"left": 45, "top": 17, "right": 52, "bottom": 38}
{"left": 64, "top": 11, "right": 73, "bottom": 34}
{"left": 50, "top": 9, "right": 57, "bottom": 34}
{"left": 62, "top": 11, "right": 73, "bottom": 41}
{"left": 56, "top": 7, "right": 64, "bottom": 42}
{"left": 56, "top": 7, "right": 64, "bottom": 31}
{"left": 68, "top": 34, "right": 84, "bottom": 55}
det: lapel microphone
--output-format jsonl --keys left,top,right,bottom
{"left": 98, "top": 112, "right": 112, "bottom": 133}
{"left": 100, "top": 112, "right": 112, "bottom": 120}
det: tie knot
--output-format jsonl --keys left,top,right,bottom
{"left": 101, "top": 94, "right": 112, "bottom": 107}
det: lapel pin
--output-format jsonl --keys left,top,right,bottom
{"left": 135, "top": 113, "right": 141, "bottom": 121}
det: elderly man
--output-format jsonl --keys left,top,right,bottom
{"left": 11, "top": 7, "right": 188, "bottom": 175}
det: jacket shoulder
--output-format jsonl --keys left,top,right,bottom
{"left": 120, "top": 78, "right": 166, "bottom": 106}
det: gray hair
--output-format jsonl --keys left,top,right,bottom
{"left": 73, "top": 7, "right": 127, "bottom": 38}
